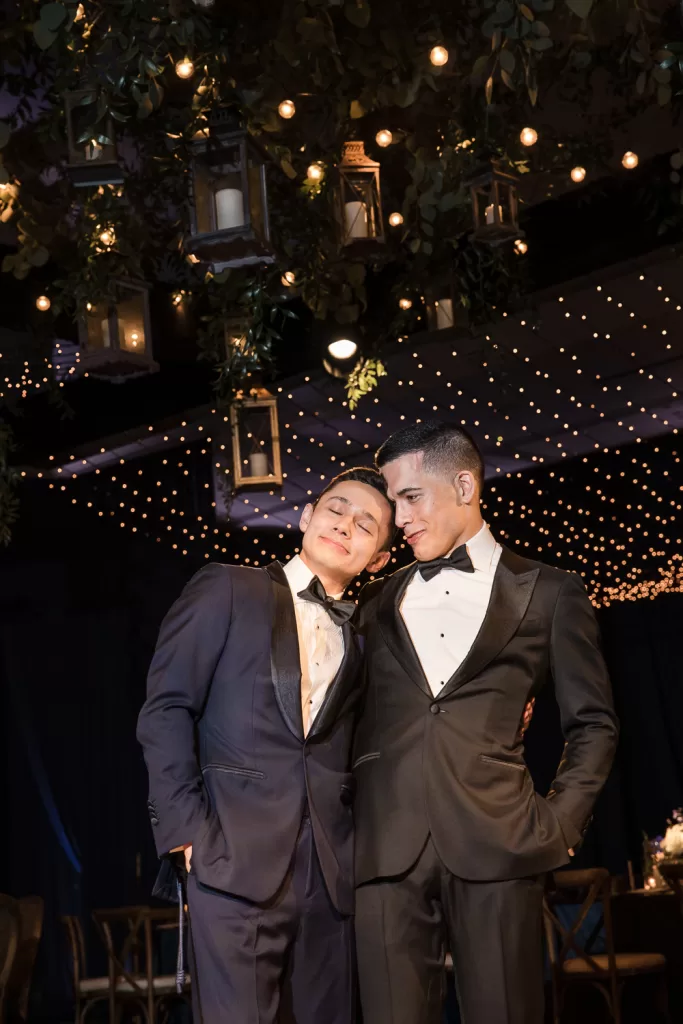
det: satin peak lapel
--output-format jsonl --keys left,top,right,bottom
{"left": 440, "top": 548, "right": 540, "bottom": 698}
{"left": 264, "top": 562, "right": 304, "bottom": 739}
{"left": 377, "top": 564, "right": 432, "bottom": 697}
{"left": 309, "top": 621, "right": 361, "bottom": 739}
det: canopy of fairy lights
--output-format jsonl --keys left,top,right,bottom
{"left": 21, "top": 244, "right": 683, "bottom": 607}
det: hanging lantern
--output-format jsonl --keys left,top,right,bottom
{"left": 224, "top": 314, "right": 251, "bottom": 358}
{"left": 466, "top": 159, "right": 521, "bottom": 245}
{"left": 78, "top": 280, "right": 157, "bottom": 381}
{"left": 336, "top": 140, "right": 385, "bottom": 249}
{"left": 229, "top": 387, "right": 283, "bottom": 490}
{"left": 65, "top": 91, "right": 123, "bottom": 188}
{"left": 186, "top": 110, "right": 275, "bottom": 272}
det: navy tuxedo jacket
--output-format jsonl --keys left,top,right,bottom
{"left": 137, "top": 561, "right": 362, "bottom": 915}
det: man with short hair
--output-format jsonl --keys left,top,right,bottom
{"left": 353, "top": 422, "right": 618, "bottom": 1024}
{"left": 137, "top": 467, "right": 394, "bottom": 1024}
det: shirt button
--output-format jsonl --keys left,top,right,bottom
{"left": 440, "top": 633, "right": 444, "bottom": 638}
{"left": 445, "top": 591, "right": 450, "bottom": 595}
{"left": 430, "top": 703, "right": 440, "bottom": 715}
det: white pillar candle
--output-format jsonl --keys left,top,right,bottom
{"left": 345, "top": 200, "right": 369, "bottom": 239}
{"left": 485, "top": 203, "right": 503, "bottom": 225}
{"left": 435, "top": 298, "right": 454, "bottom": 330}
{"left": 215, "top": 188, "right": 245, "bottom": 230}
{"left": 249, "top": 452, "right": 269, "bottom": 477}
{"left": 85, "top": 141, "right": 103, "bottom": 161}
{"left": 101, "top": 318, "right": 111, "bottom": 348}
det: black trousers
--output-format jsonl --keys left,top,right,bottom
{"left": 355, "top": 837, "right": 545, "bottom": 1024}
{"left": 187, "top": 817, "right": 355, "bottom": 1024}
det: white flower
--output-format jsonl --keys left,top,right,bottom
{"left": 662, "top": 822, "right": 683, "bottom": 857}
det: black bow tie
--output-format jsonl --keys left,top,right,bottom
{"left": 298, "top": 577, "right": 356, "bottom": 626}
{"left": 418, "top": 544, "right": 475, "bottom": 583}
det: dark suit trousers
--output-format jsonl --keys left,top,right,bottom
{"left": 187, "top": 816, "right": 355, "bottom": 1024}
{"left": 355, "top": 837, "right": 544, "bottom": 1024}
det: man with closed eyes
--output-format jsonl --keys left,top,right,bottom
{"left": 352, "top": 421, "right": 618, "bottom": 1024}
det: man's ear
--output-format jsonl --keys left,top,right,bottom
{"left": 365, "top": 549, "right": 391, "bottom": 575}
{"left": 455, "top": 470, "right": 477, "bottom": 505}
{"left": 299, "top": 503, "right": 315, "bottom": 533}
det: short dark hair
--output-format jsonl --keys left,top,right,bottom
{"left": 375, "top": 421, "right": 485, "bottom": 490}
{"left": 314, "top": 467, "right": 396, "bottom": 550}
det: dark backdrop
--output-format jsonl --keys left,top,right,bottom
{"left": 1, "top": 490, "right": 682, "bottom": 1019}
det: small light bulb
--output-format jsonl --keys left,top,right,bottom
{"left": 99, "top": 228, "right": 114, "bottom": 246}
{"left": 622, "top": 151, "right": 638, "bottom": 170}
{"left": 278, "top": 99, "right": 296, "bottom": 119}
{"left": 175, "top": 58, "right": 195, "bottom": 79}
{"left": 328, "top": 339, "right": 358, "bottom": 361}
{"left": 520, "top": 127, "right": 538, "bottom": 147}
{"left": 430, "top": 45, "right": 449, "bottom": 67}
{"left": 389, "top": 211, "right": 404, "bottom": 227}
{"left": 86, "top": 302, "right": 93, "bottom": 311}
{"left": 399, "top": 298, "right": 413, "bottom": 310}
{"left": 514, "top": 239, "right": 528, "bottom": 255}
{"left": 375, "top": 129, "right": 393, "bottom": 148}
{"left": 36, "top": 295, "right": 51, "bottom": 311}
{"left": 571, "top": 166, "right": 586, "bottom": 183}
{"left": 172, "top": 292, "right": 183, "bottom": 306}
{"left": 281, "top": 271, "right": 296, "bottom": 287}
{"left": 307, "top": 162, "right": 323, "bottom": 181}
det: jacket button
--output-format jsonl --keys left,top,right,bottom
{"left": 430, "top": 703, "right": 440, "bottom": 715}
{"left": 150, "top": 816, "right": 159, "bottom": 826}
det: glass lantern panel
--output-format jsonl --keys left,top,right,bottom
{"left": 117, "top": 291, "right": 147, "bottom": 354}
{"left": 68, "top": 97, "right": 116, "bottom": 165}
{"left": 341, "top": 173, "right": 377, "bottom": 240}
{"left": 85, "top": 305, "right": 112, "bottom": 350}
{"left": 474, "top": 183, "right": 500, "bottom": 227}
{"left": 205, "top": 143, "right": 245, "bottom": 233}
{"left": 237, "top": 404, "right": 275, "bottom": 480}
{"left": 493, "top": 180, "right": 514, "bottom": 226}
{"left": 247, "top": 158, "right": 265, "bottom": 237}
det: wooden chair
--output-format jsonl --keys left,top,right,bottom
{"left": 0, "top": 896, "right": 20, "bottom": 1024}
{"left": 658, "top": 861, "right": 683, "bottom": 915}
{"left": 62, "top": 915, "right": 111, "bottom": 1024}
{"left": 543, "top": 868, "right": 671, "bottom": 1024}
{"left": 5, "top": 895, "right": 44, "bottom": 1023}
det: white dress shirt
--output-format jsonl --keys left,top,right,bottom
{"left": 283, "top": 555, "right": 345, "bottom": 735}
{"left": 401, "top": 523, "right": 502, "bottom": 697}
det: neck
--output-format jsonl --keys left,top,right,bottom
{"left": 299, "top": 550, "right": 350, "bottom": 598}
{"left": 444, "top": 512, "right": 485, "bottom": 557}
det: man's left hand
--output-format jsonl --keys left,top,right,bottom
{"left": 520, "top": 698, "right": 535, "bottom": 738}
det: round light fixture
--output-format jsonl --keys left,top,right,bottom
{"left": 399, "top": 298, "right": 413, "bottom": 310}
{"left": 36, "top": 295, "right": 51, "bottom": 311}
{"left": 388, "top": 211, "right": 404, "bottom": 227}
{"left": 328, "top": 338, "right": 358, "bottom": 361}
{"left": 175, "top": 58, "right": 195, "bottom": 79}
{"left": 278, "top": 99, "right": 296, "bottom": 119}
{"left": 520, "top": 127, "right": 538, "bottom": 148}
{"left": 429, "top": 45, "right": 449, "bottom": 67}
{"left": 571, "top": 166, "right": 586, "bottom": 183}
{"left": 375, "top": 129, "right": 393, "bottom": 148}
{"left": 622, "top": 151, "right": 638, "bottom": 170}
{"left": 281, "top": 271, "right": 296, "bottom": 287}
{"left": 307, "top": 163, "right": 324, "bottom": 181}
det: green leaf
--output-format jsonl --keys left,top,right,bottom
{"left": 519, "top": 4, "right": 535, "bottom": 18}
{"left": 349, "top": 99, "right": 366, "bottom": 118}
{"left": 529, "top": 36, "right": 552, "bottom": 49}
{"left": 658, "top": 83, "right": 672, "bottom": 105}
{"left": 533, "top": 20, "right": 550, "bottom": 35}
{"left": 501, "top": 68, "right": 515, "bottom": 89}
{"left": 438, "top": 192, "right": 459, "bottom": 213}
{"left": 492, "top": 1, "right": 514, "bottom": 23}
{"left": 344, "top": 2, "right": 371, "bottom": 28}
{"left": 499, "top": 49, "right": 516, "bottom": 72}
{"left": 28, "top": 246, "right": 50, "bottom": 267}
{"left": 636, "top": 71, "right": 647, "bottom": 94}
{"left": 670, "top": 151, "right": 683, "bottom": 170}
{"left": 335, "top": 303, "right": 360, "bottom": 323}
{"left": 471, "top": 55, "right": 490, "bottom": 83}
{"left": 137, "top": 93, "right": 154, "bottom": 119}
{"left": 0, "top": 123, "right": 10, "bottom": 150}
{"left": 33, "top": 21, "right": 57, "bottom": 50}
{"left": 565, "top": 0, "right": 592, "bottom": 18}
{"left": 39, "top": 2, "right": 67, "bottom": 30}
{"left": 485, "top": 74, "right": 494, "bottom": 103}
{"left": 345, "top": 263, "right": 366, "bottom": 287}
{"left": 280, "top": 158, "right": 297, "bottom": 179}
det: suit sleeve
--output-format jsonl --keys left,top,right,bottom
{"left": 547, "top": 572, "right": 619, "bottom": 849}
{"left": 136, "top": 563, "right": 234, "bottom": 857}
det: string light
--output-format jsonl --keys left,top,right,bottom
{"left": 281, "top": 271, "right": 296, "bottom": 287}
{"left": 36, "top": 295, "right": 51, "bottom": 311}
{"left": 175, "top": 58, "right": 195, "bottom": 79}
{"left": 99, "top": 227, "right": 115, "bottom": 246}
{"left": 514, "top": 239, "right": 528, "bottom": 255}
{"left": 388, "top": 212, "right": 404, "bottom": 227}
{"left": 429, "top": 45, "right": 449, "bottom": 67}
{"left": 399, "top": 298, "right": 413, "bottom": 310}
{"left": 278, "top": 99, "right": 296, "bottom": 119}
{"left": 307, "top": 162, "right": 324, "bottom": 181}
{"left": 622, "top": 151, "right": 639, "bottom": 170}
{"left": 520, "top": 127, "right": 538, "bottom": 147}
{"left": 571, "top": 166, "right": 586, "bottom": 183}
{"left": 375, "top": 129, "right": 393, "bottom": 148}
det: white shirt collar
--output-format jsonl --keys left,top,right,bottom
{"left": 283, "top": 554, "right": 344, "bottom": 600}
{"left": 463, "top": 522, "right": 499, "bottom": 573}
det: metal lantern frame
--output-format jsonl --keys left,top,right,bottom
{"left": 337, "top": 140, "right": 385, "bottom": 249}
{"left": 65, "top": 90, "right": 124, "bottom": 188}
{"left": 78, "top": 279, "right": 158, "bottom": 382}
{"left": 467, "top": 159, "right": 521, "bottom": 245}
{"left": 186, "top": 111, "right": 275, "bottom": 272}
{"left": 229, "top": 388, "right": 283, "bottom": 490}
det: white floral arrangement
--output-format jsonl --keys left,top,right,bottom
{"left": 661, "top": 808, "right": 683, "bottom": 858}
{"left": 643, "top": 808, "right": 683, "bottom": 889}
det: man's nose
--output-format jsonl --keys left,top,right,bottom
{"left": 395, "top": 503, "right": 411, "bottom": 529}
{"left": 333, "top": 515, "right": 352, "bottom": 536}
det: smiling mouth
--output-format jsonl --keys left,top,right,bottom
{"left": 405, "top": 530, "right": 425, "bottom": 545}
{"left": 321, "top": 536, "right": 349, "bottom": 555}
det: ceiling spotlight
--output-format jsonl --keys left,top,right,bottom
{"left": 175, "top": 58, "right": 195, "bottom": 79}
{"left": 328, "top": 338, "right": 358, "bottom": 361}
{"left": 514, "top": 238, "right": 528, "bottom": 255}
{"left": 36, "top": 295, "right": 51, "bottom": 311}
{"left": 571, "top": 166, "right": 586, "bottom": 183}
{"left": 399, "top": 297, "right": 413, "bottom": 310}
{"left": 520, "top": 127, "right": 538, "bottom": 147}
{"left": 429, "top": 45, "right": 449, "bottom": 67}
{"left": 278, "top": 99, "right": 296, "bottom": 119}
{"left": 388, "top": 211, "right": 404, "bottom": 227}
{"left": 622, "top": 151, "right": 638, "bottom": 170}
{"left": 281, "top": 271, "right": 296, "bottom": 287}
{"left": 307, "top": 162, "right": 323, "bottom": 181}
{"left": 375, "top": 129, "right": 393, "bottom": 148}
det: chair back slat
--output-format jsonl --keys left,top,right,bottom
{"left": 544, "top": 868, "right": 616, "bottom": 977}
{"left": 6, "top": 895, "right": 44, "bottom": 1022}
{"left": 0, "top": 895, "right": 21, "bottom": 1017}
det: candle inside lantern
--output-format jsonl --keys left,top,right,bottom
{"left": 345, "top": 200, "right": 369, "bottom": 239}
{"left": 215, "top": 188, "right": 245, "bottom": 230}
{"left": 249, "top": 452, "right": 269, "bottom": 477}
{"left": 435, "top": 298, "right": 454, "bottom": 330}
{"left": 485, "top": 204, "right": 504, "bottom": 225}
{"left": 85, "top": 140, "right": 103, "bottom": 161}
{"left": 101, "top": 318, "right": 112, "bottom": 348}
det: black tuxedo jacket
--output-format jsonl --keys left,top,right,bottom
{"left": 352, "top": 546, "right": 619, "bottom": 884}
{"left": 137, "top": 561, "right": 362, "bottom": 914}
